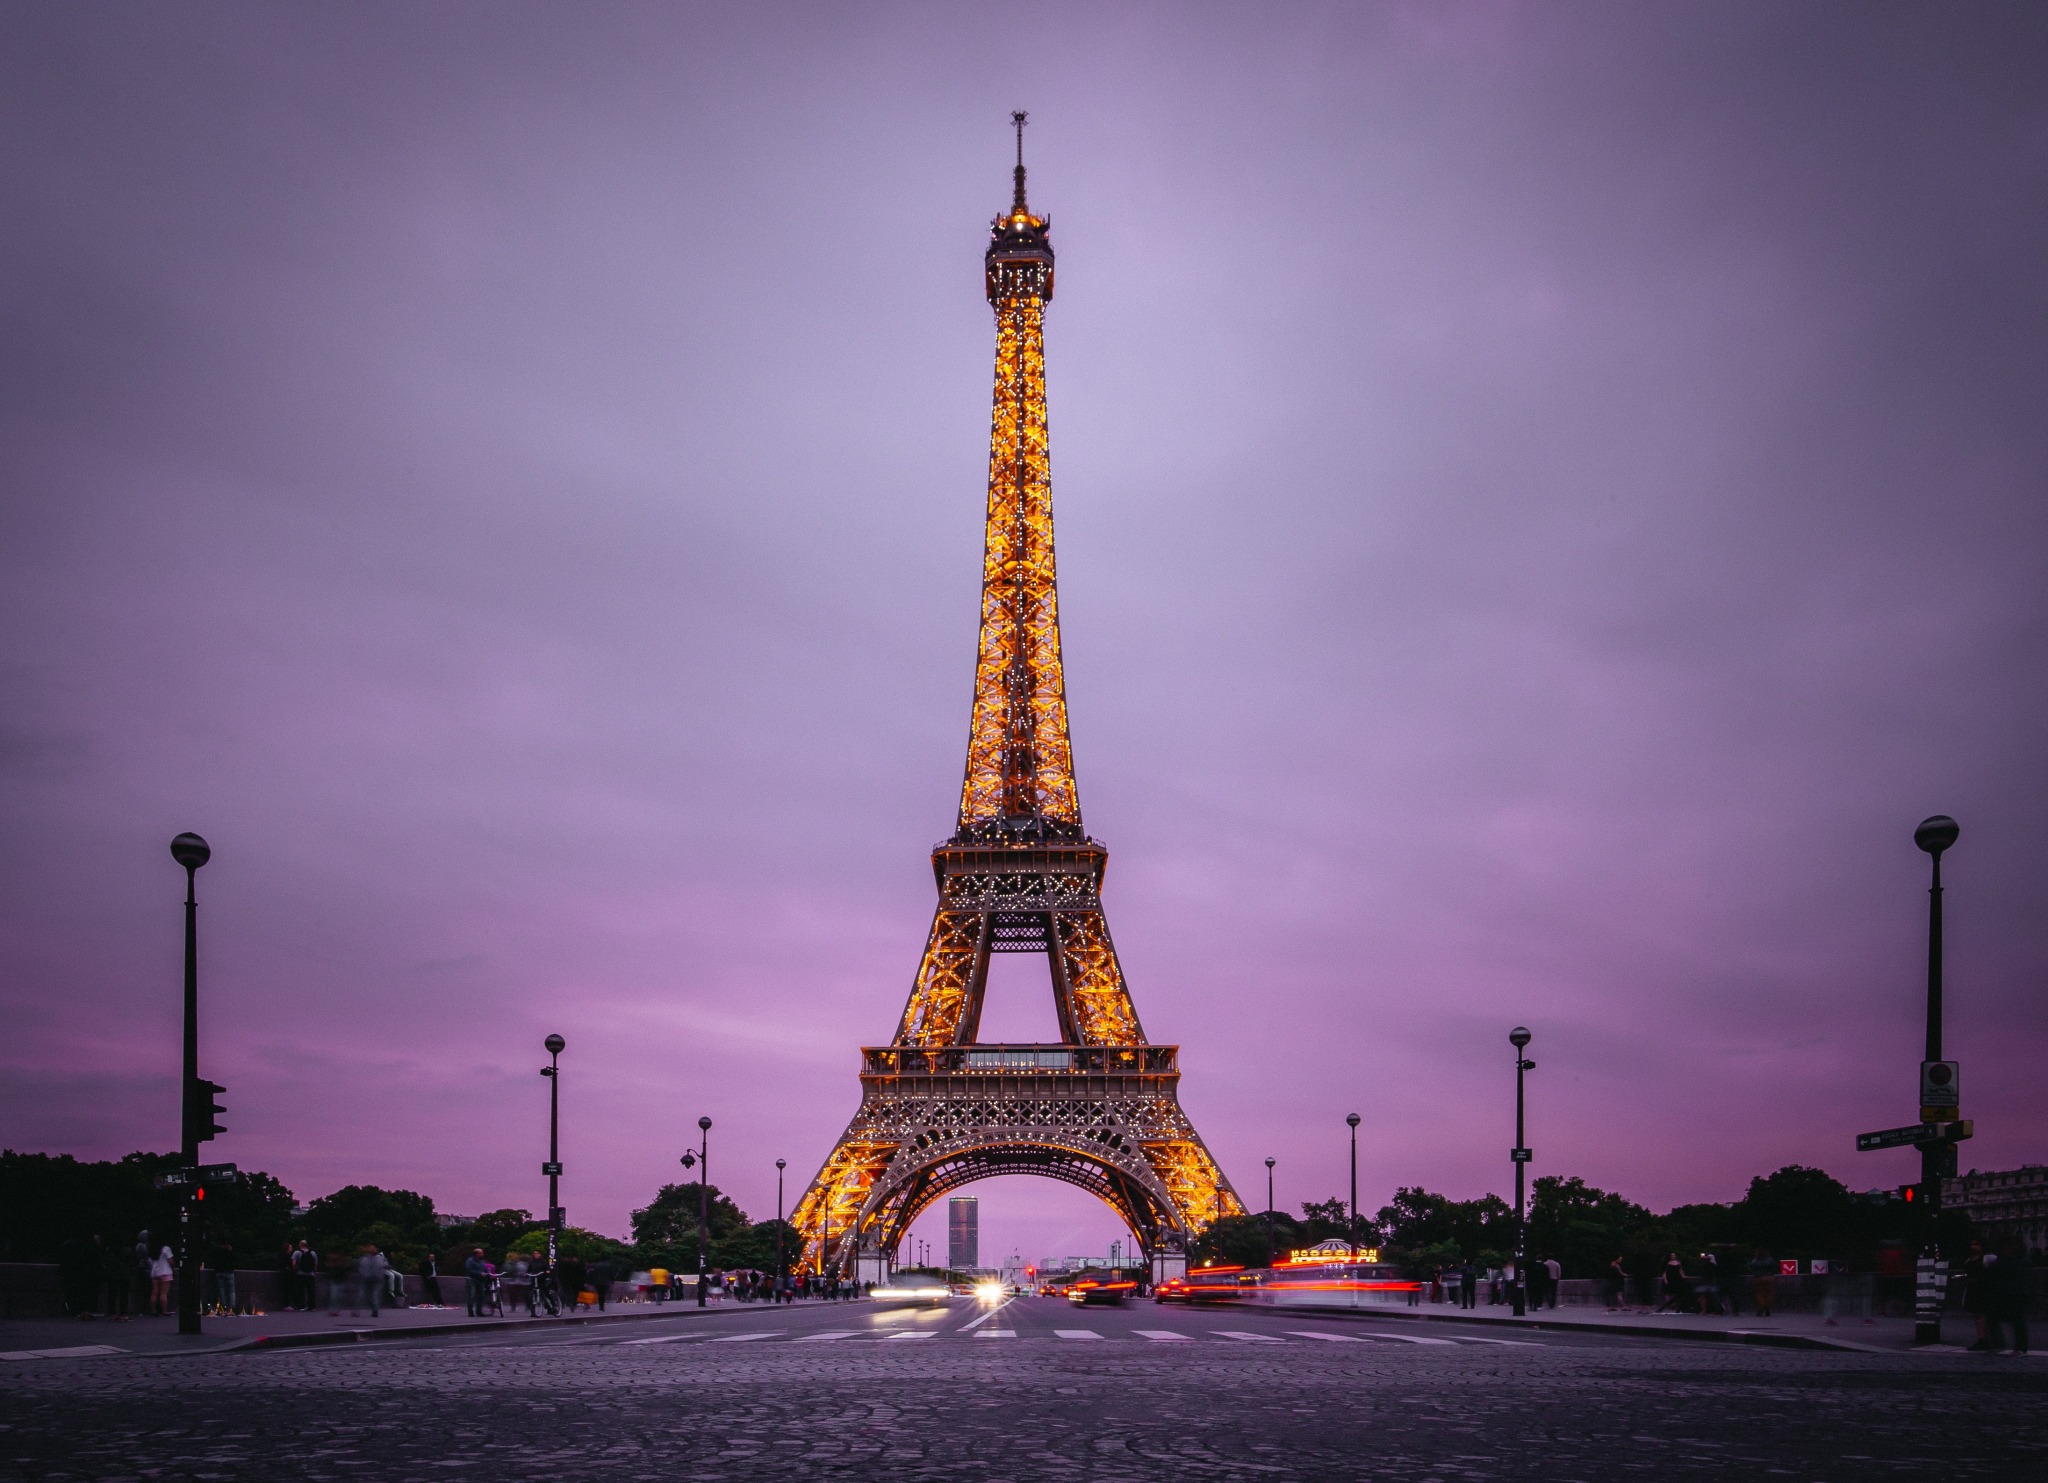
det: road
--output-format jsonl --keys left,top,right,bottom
{"left": 2, "top": 1293, "right": 2042, "bottom": 1480}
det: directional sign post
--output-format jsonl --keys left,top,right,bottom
{"left": 1856, "top": 1121, "right": 1972, "bottom": 1154}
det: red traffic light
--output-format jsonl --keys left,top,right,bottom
{"left": 1899, "top": 1184, "right": 1919, "bottom": 1204}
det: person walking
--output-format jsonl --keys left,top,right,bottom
{"left": 148, "top": 1241, "right": 175, "bottom": 1315}
{"left": 1963, "top": 1240, "right": 1993, "bottom": 1350}
{"left": 290, "top": 1241, "right": 319, "bottom": 1311}
{"left": 1542, "top": 1257, "right": 1562, "bottom": 1309}
{"left": 1747, "top": 1248, "right": 1777, "bottom": 1318}
{"left": 100, "top": 1234, "right": 131, "bottom": 1318}
{"left": 464, "top": 1248, "right": 489, "bottom": 1317}
{"left": 416, "top": 1251, "right": 440, "bottom": 1307}
{"left": 1986, "top": 1242, "right": 2031, "bottom": 1356}
{"left": 1607, "top": 1255, "right": 1629, "bottom": 1311}
{"left": 1657, "top": 1253, "right": 1689, "bottom": 1314}
{"left": 211, "top": 1237, "right": 237, "bottom": 1316}
{"left": 1696, "top": 1253, "right": 1724, "bottom": 1316}
{"left": 134, "top": 1231, "right": 156, "bottom": 1315}
{"left": 1460, "top": 1260, "right": 1479, "bottom": 1310}
{"left": 358, "top": 1246, "right": 390, "bottom": 1318}
{"left": 588, "top": 1257, "right": 613, "bottom": 1312}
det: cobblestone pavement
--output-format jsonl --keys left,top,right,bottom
{"left": 2, "top": 1297, "right": 2042, "bottom": 1481}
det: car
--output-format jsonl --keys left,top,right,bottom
{"left": 869, "top": 1275, "right": 952, "bottom": 1306}
{"left": 1066, "top": 1278, "right": 1137, "bottom": 1306}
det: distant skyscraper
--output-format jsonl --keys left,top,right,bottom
{"left": 948, "top": 1196, "right": 979, "bottom": 1271}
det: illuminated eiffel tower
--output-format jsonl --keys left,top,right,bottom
{"left": 791, "top": 115, "right": 1242, "bottom": 1281}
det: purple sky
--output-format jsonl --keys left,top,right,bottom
{"left": 4, "top": 3, "right": 2045, "bottom": 1265}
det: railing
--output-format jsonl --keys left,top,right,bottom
{"left": 862, "top": 1044, "right": 1177, "bottom": 1077}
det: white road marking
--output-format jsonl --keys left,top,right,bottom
{"left": 1360, "top": 1331, "right": 1457, "bottom": 1346}
{"left": 1211, "top": 1330, "right": 1287, "bottom": 1343}
{"left": 794, "top": 1330, "right": 861, "bottom": 1342}
{"left": 1452, "top": 1336, "right": 1545, "bottom": 1347}
{"left": 958, "top": 1297, "right": 1016, "bottom": 1332}
{"left": 706, "top": 1332, "right": 780, "bottom": 1342}
{"left": 1054, "top": 1329, "right": 1104, "bottom": 1340}
{"left": 1134, "top": 1330, "right": 1193, "bottom": 1342}
{"left": 880, "top": 1331, "right": 935, "bottom": 1341}
{"left": 619, "top": 1333, "right": 701, "bottom": 1346}
{"left": 974, "top": 1328, "right": 1016, "bottom": 1339}
{"left": 1287, "top": 1331, "right": 1372, "bottom": 1342}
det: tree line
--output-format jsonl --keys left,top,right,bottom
{"left": 1187, "top": 1164, "right": 1967, "bottom": 1278}
{"left": 0, "top": 1150, "right": 797, "bottom": 1279}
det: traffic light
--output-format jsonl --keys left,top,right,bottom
{"left": 1899, "top": 1183, "right": 1921, "bottom": 1205}
{"left": 187, "top": 1078, "right": 226, "bottom": 1143}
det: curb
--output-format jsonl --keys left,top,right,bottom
{"left": 1257, "top": 1302, "right": 1880, "bottom": 1352}
{"left": 147, "top": 1301, "right": 828, "bottom": 1357}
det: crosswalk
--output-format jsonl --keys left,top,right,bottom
{"left": 604, "top": 1326, "right": 1542, "bottom": 1349}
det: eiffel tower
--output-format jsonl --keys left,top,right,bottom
{"left": 791, "top": 115, "right": 1243, "bottom": 1281}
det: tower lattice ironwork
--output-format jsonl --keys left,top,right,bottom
{"left": 791, "top": 116, "right": 1242, "bottom": 1279}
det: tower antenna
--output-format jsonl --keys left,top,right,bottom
{"left": 1011, "top": 110, "right": 1029, "bottom": 213}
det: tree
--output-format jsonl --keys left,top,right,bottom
{"left": 1524, "top": 1176, "right": 1654, "bottom": 1278}
{"left": 631, "top": 1183, "right": 749, "bottom": 1270}
{"left": 0, "top": 1150, "right": 293, "bottom": 1266}
{"left": 441, "top": 1208, "right": 535, "bottom": 1267}
{"left": 1373, "top": 1188, "right": 1514, "bottom": 1266}
{"left": 1734, "top": 1166, "right": 1860, "bottom": 1259}
{"left": 299, "top": 1186, "right": 439, "bottom": 1256}
{"left": 1188, "top": 1213, "right": 1298, "bottom": 1268}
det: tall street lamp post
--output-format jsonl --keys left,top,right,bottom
{"left": 171, "top": 832, "right": 213, "bottom": 1337}
{"left": 1264, "top": 1157, "right": 1276, "bottom": 1266}
{"left": 540, "top": 1035, "right": 565, "bottom": 1284}
{"left": 1510, "top": 1026, "right": 1535, "bottom": 1318}
{"left": 1913, "top": 814, "right": 1960, "bottom": 1346}
{"left": 1346, "top": 1113, "right": 1361, "bottom": 1258}
{"left": 696, "top": 1116, "right": 712, "bottom": 1307}
{"left": 775, "top": 1158, "right": 787, "bottom": 1303}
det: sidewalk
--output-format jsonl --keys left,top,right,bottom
{"left": 0, "top": 1297, "right": 795, "bottom": 1360}
{"left": 1268, "top": 1298, "right": 2004, "bottom": 1354}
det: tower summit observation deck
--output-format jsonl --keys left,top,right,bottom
{"left": 790, "top": 116, "right": 1242, "bottom": 1282}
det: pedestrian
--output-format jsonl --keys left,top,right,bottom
{"left": 211, "top": 1236, "right": 237, "bottom": 1316}
{"left": 558, "top": 1253, "right": 588, "bottom": 1310}
{"left": 1985, "top": 1242, "right": 2031, "bottom": 1356}
{"left": 290, "top": 1241, "right": 320, "bottom": 1311}
{"left": 1460, "top": 1260, "right": 1478, "bottom": 1310}
{"left": 134, "top": 1231, "right": 156, "bottom": 1315}
{"left": 588, "top": 1257, "right": 613, "bottom": 1312}
{"left": 148, "top": 1241, "right": 175, "bottom": 1315}
{"left": 1607, "top": 1255, "right": 1629, "bottom": 1311}
{"left": 1747, "top": 1248, "right": 1777, "bottom": 1318}
{"left": 1543, "top": 1257, "right": 1562, "bottom": 1309}
{"left": 1964, "top": 1240, "right": 1993, "bottom": 1350}
{"left": 417, "top": 1250, "right": 441, "bottom": 1307}
{"left": 1696, "top": 1253, "right": 1724, "bottom": 1316}
{"left": 60, "top": 1234, "right": 99, "bottom": 1317}
{"left": 1657, "top": 1253, "right": 1690, "bottom": 1314}
{"left": 465, "top": 1248, "right": 489, "bottom": 1317}
{"left": 358, "top": 1246, "right": 390, "bottom": 1317}
{"left": 101, "top": 1233, "right": 132, "bottom": 1318}
{"left": 1719, "top": 1251, "right": 1743, "bottom": 1317}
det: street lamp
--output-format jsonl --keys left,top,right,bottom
{"left": 170, "top": 832, "right": 212, "bottom": 1337}
{"left": 540, "top": 1035, "right": 565, "bottom": 1285}
{"left": 775, "top": 1158, "right": 787, "bottom": 1303}
{"left": 1346, "top": 1113, "right": 1362, "bottom": 1259}
{"left": 696, "top": 1116, "right": 712, "bottom": 1307}
{"left": 1913, "top": 814, "right": 1960, "bottom": 1346}
{"left": 1264, "top": 1156, "right": 1276, "bottom": 1267}
{"left": 1509, "top": 1026, "right": 1535, "bottom": 1317}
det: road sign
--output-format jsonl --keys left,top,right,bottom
{"left": 1920, "top": 1060, "right": 1959, "bottom": 1109}
{"left": 1857, "top": 1124, "right": 1937, "bottom": 1151}
{"left": 1509, "top": 1148, "right": 1532, "bottom": 1163}
{"left": 153, "top": 1162, "right": 238, "bottom": 1189}
{"left": 1857, "top": 1121, "right": 1973, "bottom": 1152}
{"left": 541, "top": 1161, "right": 563, "bottom": 1176}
